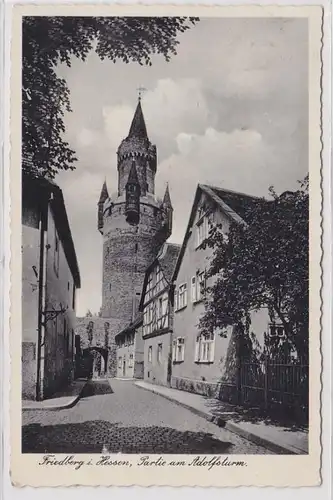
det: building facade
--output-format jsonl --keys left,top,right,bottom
{"left": 139, "top": 243, "right": 180, "bottom": 386}
{"left": 22, "top": 174, "right": 81, "bottom": 401}
{"left": 97, "top": 98, "right": 173, "bottom": 343}
{"left": 171, "top": 184, "right": 272, "bottom": 401}
{"left": 115, "top": 315, "right": 144, "bottom": 379}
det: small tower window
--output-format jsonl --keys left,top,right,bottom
{"left": 109, "top": 284, "right": 112, "bottom": 291}
{"left": 135, "top": 243, "right": 138, "bottom": 253}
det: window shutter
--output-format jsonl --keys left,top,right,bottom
{"left": 181, "top": 342, "right": 185, "bottom": 362}
{"left": 191, "top": 276, "right": 196, "bottom": 302}
{"left": 194, "top": 338, "right": 200, "bottom": 362}
{"left": 172, "top": 340, "right": 176, "bottom": 361}
{"left": 209, "top": 338, "right": 215, "bottom": 363}
{"left": 184, "top": 284, "right": 188, "bottom": 306}
{"left": 174, "top": 290, "right": 178, "bottom": 311}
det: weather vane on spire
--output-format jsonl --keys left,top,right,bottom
{"left": 137, "top": 86, "right": 147, "bottom": 101}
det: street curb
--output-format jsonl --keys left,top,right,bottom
{"left": 134, "top": 382, "right": 306, "bottom": 455}
{"left": 223, "top": 421, "right": 305, "bottom": 455}
{"left": 22, "top": 379, "right": 89, "bottom": 411}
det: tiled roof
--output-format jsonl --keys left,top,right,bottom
{"left": 159, "top": 243, "right": 181, "bottom": 283}
{"left": 128, "top": 99, "right": 148, "bottom": 139}
{"left": 172, "top": 183, "right": 264, "bottom": 282}
{"left": 207, "top": 185, "right": 262, "bottom": 222}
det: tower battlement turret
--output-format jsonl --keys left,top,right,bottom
{"left": 125, "top": 160, "right": 141, "bottom": 225}
{"left": 117, "top": 99, "right": 157, "bottom": 196}
{"left": 98, "top": 97, "right": 173, "bottom": 334}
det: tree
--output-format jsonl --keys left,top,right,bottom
{"left": 22, "top": 16, "right": 198, "bottom": 178}
{"left": 199, "top": 176, "right": 309, "bottom": 361}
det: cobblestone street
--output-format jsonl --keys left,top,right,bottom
{"left": 22, "top": 379, "right": 272, "bottom": 454}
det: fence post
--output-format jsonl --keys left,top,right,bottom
{"left": 235, "top": 325, "right": 242, "bottom": 405}
{"left": 264, "top": 353, "right": 269, "bottom": 411}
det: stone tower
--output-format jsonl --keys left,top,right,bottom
{"left": 97, "top": 98, "right": 173, "bottom": 335}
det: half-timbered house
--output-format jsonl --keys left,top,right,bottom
{"left": 139, "top": 242, "right": 180, "bottom": 386}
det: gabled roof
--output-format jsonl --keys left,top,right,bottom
{"left": 22, "top": 172, "right": 81, "bottom": 288}
{"left": 172, "top": 183, "right": 263, "bottom": 282}
{"left": 139, "top": 243, "right": 181, "bottom": 311}
{"left": 128, "top": 99, "right": 148, "bottom": 139}
{"left": 115, "top": 312, "right": 143, "bottom": 340}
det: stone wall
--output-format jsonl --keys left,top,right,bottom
{"left": 101, "top": 198, "right": 167, "bottom": 327}
{"left": 75, "top": 316, "right": 119, "bottom": 377}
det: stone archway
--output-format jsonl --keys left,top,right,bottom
{"left": 83, "top": 346, "right": 108, "bottom": 379}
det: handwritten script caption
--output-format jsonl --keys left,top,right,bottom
{"left": 39, "top": 455, "right": 248, "bottom": 471}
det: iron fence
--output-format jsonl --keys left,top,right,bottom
{"left": 240, "top": 355, "right": 308, "bottom": 414}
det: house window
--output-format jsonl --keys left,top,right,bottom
{"left": 269, "top": 324, "right": 285, "bottom": 338}
{"left": 148, "top": 346, "right": 152, "bottom": 363}
{"left": 54, "top": 229, "right": 60, "bottom": 276}
{"left": 195, "top": 333, "right": 215, "bottom": 363}
{"left": 172, "top": 338, "right": 185, "bottom": 362}
{"left": 146, "top": 273, "right": 153, "bottom": 300}
{"left": 143, "top": 302, "right": 154, "bottom": 335}
{"left": 128, "top": 353, "right": 134, "bottom": 368}
{"left": 155, "top": 266, "right": 163, "bottom": 293}
{"left": 157, "top": 343, "right": 163, "bottom": 364}
{"left": 196, "top": 217, "right": 207, "bottom": 247}
{"left": 191, "top": 271, "right": 206, "bottom": 303}
{"left": 118, "top": 357, "right": 122, "bottom": 369}
{"left": 177, "top": 283, "right": 187, "bottom": 310}
{"left": 196, "top": 210, "right": 214, "bottom": 248}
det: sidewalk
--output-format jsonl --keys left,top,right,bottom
{"left": 135, "top": 381, "right": 308, "bottom": 455}
{"left": 22, "top": 378, "right": 88, "bottom": 411}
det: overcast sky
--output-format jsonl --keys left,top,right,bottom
{"left": 56, "top": 17, "right": 308, "bottom": 316}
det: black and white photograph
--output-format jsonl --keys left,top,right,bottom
{"left": 9, "top": 4, "right": 323, "bottom": 488}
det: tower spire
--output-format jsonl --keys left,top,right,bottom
{"left": 98, "top": 179, "right": 109, "bottom": 203}
{"left": 128, "top": 99, "right": 148, "bottom": 139}
{"left": 163, "top": 183, "right": 172, "bottom": 209}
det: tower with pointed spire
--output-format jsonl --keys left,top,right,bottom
{"left": 97, "top": 97, "right": 173, "bottom": 336}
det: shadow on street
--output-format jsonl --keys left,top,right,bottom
{"left": 22, "top": 420, "right": 234, "bottom": 454}
{"left": 80, "top": 379, "right": 113, "bottom": 398}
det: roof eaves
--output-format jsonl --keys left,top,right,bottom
{"left": 201, "top": 185, "right": 247, "bottom": 227}
{"left": 171, "top": 184, "right": 203, "bottom": 282}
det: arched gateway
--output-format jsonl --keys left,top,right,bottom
{"left": 83, "top": 346, "right": 108, "bottom": 379}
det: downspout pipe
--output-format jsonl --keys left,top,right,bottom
{"left": 36, "top": 192, "right": 49, "bottom": 401}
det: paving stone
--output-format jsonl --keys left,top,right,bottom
{"left": 22, "top": 379, "right": 272, "bottom": 454}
